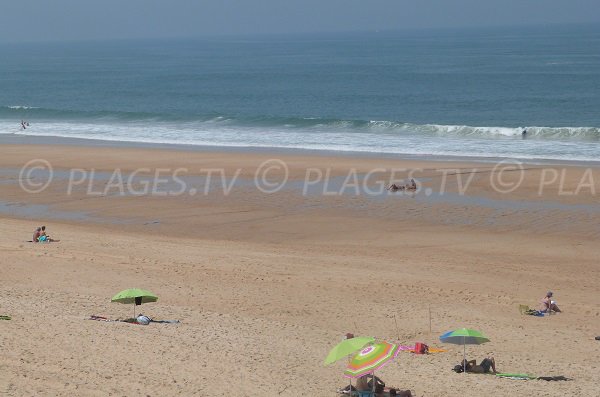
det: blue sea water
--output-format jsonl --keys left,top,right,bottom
{"left": 1, "top": 24, "right": 599, "bottom": 161}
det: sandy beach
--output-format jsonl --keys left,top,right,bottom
{"left": 1, "top": 143, "right": 599, "bottom": 396}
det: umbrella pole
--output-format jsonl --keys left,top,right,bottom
{"left": 463, "top": 337, "right": 466, "bottom": 375}
{"left": 428, "top": 306, "right": 432, "bottom": 334}
{"left": 133, "top": 303, "right": 136, "bottom": 319}
{"left": 372, "top": 372, "right": 376, "bottom": 395}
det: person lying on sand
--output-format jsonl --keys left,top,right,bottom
{"left": 387, "top": 183, "right": 406, "bottom": 192}
{"left": 355, "top": 375, "right": 413, "bottom": 397}
{"left": 387, "top": 179, "right": 418, "bottom": 192}
{"left": 88, "top": 314, "right": 180, "bottom": 324}
{"left": 388, "top": 389, "right": 413, "bottom": 397}
{"left": 128, "top": 314, "right": 180, "bottom": 324}
{"left": 462, "top": 356, "right": 497, "bottom": 374}
{"left": 540, "top": 291, "right": 561, "bottom": 313}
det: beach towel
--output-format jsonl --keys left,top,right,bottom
{"left": 88, "top": 315, "right": 140, "bottom": 324}
{"left": 527, "top": 310, "right": 544, "bottom": 316}
{"left": 137, "top": 315, "right": 180, "bottom": 324}
{"left": 537, "top": 376, "right": 571, "bottom": 381}
{"left": 87, "top": 315, "right": 117, "bottom": 322}
{"left": 151, "top": 319, "right": 180, "bottom": 324}
{"left": 519, "top": 304, "right": 544, "bottom": 316}
{"left": 426, "top": 348, "right": 447, "bottom": 353}
{"left": 0, "top": 315, "right": 11, "bottom": 320}
{"left": 398, "top": 345, "right": 446, "bottom": 353}
{"left": 496, "top": 373, "right": 536, "bottom": 380}
{"left": 88, "top": 315, "right": 179, "bottom": 324}
{"left": 518, "top": 304, "right": 529, "bottom": 314}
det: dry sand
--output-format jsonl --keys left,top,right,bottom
{"left": 1, "top": 144, "right": 599, "bottom": 396}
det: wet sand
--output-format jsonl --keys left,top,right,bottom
{"left": 1, "top": 143, "right": 599, "bottom": 396}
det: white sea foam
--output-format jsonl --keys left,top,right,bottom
{"left": 6, "top": 106, "right": 39, "bottom": 110}
{"left": 1, "top": 119, "right": 600, "bottom": 162}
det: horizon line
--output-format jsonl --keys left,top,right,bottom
{"left": 0, "top": 21, "right": 597, "bottom": 45}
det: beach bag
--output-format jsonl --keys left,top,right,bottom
{"left": 414, "top": 342, "right": 429, "bottom": 354}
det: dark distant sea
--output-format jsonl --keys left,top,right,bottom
{"left": 1, "top": 24, "right": 599, "bottom": 161}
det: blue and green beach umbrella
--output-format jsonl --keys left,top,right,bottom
{"left": 440, "top": 328, "right": 490, "bottom": 374}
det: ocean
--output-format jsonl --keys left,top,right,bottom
{"left": 1, "top": 24, "right": 599, "bottom": 161}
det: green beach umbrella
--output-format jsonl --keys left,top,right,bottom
{"left": 439, "top": 328, "right": 490, "bottom": 374}
{"left": 111, "top": 288, "right": 158, "bottom": 318}
{"left": 324, "top": 336, "right": 375, "bottom": 394}
{"left": 324, "top": 336, "right": 375, "bottom": 366}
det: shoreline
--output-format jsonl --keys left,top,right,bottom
{"left": 1, "top": 141, "right": 600, "bottom": 241}
{"left": 2, "top": 133, "right": 600, "bottom": 167}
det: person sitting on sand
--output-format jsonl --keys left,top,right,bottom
{"left": 355, "top": 375, "right": 370, "bottom": 392}
{"left": 40, "top": 226, "right": 52, "bottom": 241}
{"left": 38, "top": 225, "right": 57, "bottom": 242}
{"left": 540, "top": 291, "right": 561, "bottom": 313}
{"left": 33, "top": 227, "right": 42, "bottom": 242}
{"left": 356, "top": 375, "right": 383, "bottom": 393}
{"left": 462, "top": 356, "right": 497, "bottom": 374}
{"left": 356, "top": 375, "right": 412, "bottom": 397}
{"left": 407, "top": 179, "right": 417, "bottom": 190}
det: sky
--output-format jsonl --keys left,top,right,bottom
{"left": 1, "top": 0, "right": 599, "bottom": 42}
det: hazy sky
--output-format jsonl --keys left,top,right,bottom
{"left": 1, "top": 0, "right": 599, "bottom": 42}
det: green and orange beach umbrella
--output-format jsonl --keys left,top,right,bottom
{"left": 344, "top": 341, "right": 400, "bottom": 394}
{"left": 344, "top": 341, "right": 400, "bottom": 378}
